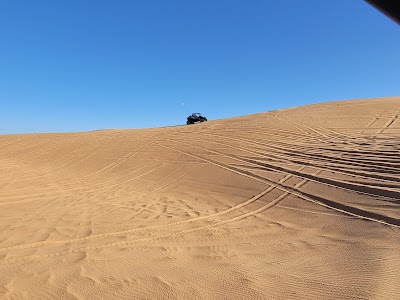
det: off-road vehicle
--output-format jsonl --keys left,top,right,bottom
{"left": 187, "top": 113, "right": 207, "bottom": 125}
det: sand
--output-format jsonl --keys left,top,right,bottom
{"left": 0, "top": 97, "right": 399, "bottom": 299}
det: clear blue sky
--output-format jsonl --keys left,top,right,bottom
{"left": 0, "top": 0, "right": 399, "bottom": 134}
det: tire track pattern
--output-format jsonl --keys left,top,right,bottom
{"left": 0, "top": 98, "right": 399, "bottom": 265}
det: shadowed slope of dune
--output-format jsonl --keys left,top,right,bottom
{"left": 0, "top": 97, "right": 399, "bottom": 299}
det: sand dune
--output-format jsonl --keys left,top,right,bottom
{"left": 0, "top": 97, "right": 399, "bottom": 299}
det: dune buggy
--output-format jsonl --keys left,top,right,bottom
{"left": 187, "top": 113, "right": 207, "bottom": 125}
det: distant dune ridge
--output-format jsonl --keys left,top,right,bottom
{"left": 0, "top": 97, "right": 399, "bottom": 299}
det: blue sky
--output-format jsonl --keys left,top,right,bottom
{"left": 0, "top": 0, "right": 399, "bottom": 134}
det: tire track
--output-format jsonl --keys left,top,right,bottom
{"left": 0, "top": 162, "right": 166, "bottom": 206}
{"left": 0, "top": 143, "right": 149, "bottom": 195}
{"left": 201, "top": 132, "right": 400, "bottom": 183}
{"left": 361, "top": 116, "right": 379, "bottom": 134}
{"left": 164, "top": 136, "right": 400, "bottom": 201}
{"left": 376, "top": 114, "right": 398, "bottom": 134}
{"left": 0, "top": 166, "right": 305, "bottom": 254}
{"left": 159, "top": 142, "right": 400, "bottom": 228}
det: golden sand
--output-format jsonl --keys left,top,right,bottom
{"left": 0, "top": 97, "right": 399, "bottom": 299}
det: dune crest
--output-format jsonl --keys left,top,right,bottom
{"left": 0, "top": 97, "right": 399, "bottom": 299}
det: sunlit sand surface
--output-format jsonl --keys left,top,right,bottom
{"left": 0, "top": 97, "right": 399, "bottom": 299}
